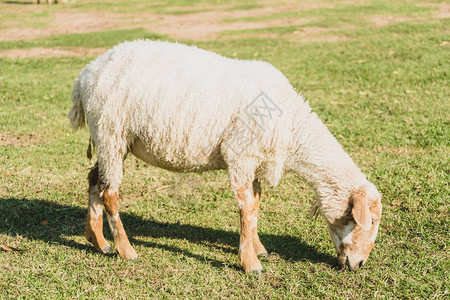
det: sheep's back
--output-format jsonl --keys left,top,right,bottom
{"left": 81, "top": 40, "right": 298, "bottom": 171}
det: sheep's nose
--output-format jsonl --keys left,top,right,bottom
{"left": 351, "top": 260, "right": 365, "bottom": 270}
{"left": 345, "top": 257, "right": 350, "bottom": 268}
{"left": 347, "top": 258, "right": 365, "bottom": 271}
{"left": 358, "top": 260, "right": 365, "bottom": 269}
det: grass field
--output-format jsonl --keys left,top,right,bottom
{"left": 0, "top": 0, "right": 449, "bottom": 298}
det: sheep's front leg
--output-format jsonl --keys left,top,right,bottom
{"left": 85, "top": 165, "right": 111, "bottom": 253}
{"left": 103, "top": 188, "right": 138, "bottom": 260}
{"left": 235, "top": 184, "right": 263, "bottom": 274}
{"left": 252, "top": 180, "right": 268, "bottom": 257}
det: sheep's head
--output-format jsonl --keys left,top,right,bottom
{"left": 325, "top": 183, "right": 382, "bottom": 270}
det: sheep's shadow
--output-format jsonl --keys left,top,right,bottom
{"left": 0, "top": 197, "right": 336, "bottom": 269}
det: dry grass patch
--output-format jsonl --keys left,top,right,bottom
{"left": 0, "top": 132, "right": 42, "bottom": 147}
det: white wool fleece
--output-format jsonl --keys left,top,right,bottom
{"left": 69, "top": 40, "right": 368, "bottom": 223}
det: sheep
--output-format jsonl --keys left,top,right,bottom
{"left": 68, "top": 40, "right": 382, "bottom": 273}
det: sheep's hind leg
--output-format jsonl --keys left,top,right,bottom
{"left": 102, "top": 187, "right": 138, "bottom": 260}
{"left": 85, "top": 164, "right": 111, "bottom": 253}
{"left": 252, "top": 180, "right": 268, "bottom": 258}
{"left": 94, "top": 138, "right": 137, "bottom": 260}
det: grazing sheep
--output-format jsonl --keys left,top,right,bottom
{"left": 68, "top": 40, "right": 382, "bottom": 273}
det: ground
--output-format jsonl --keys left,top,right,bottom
{"left": 0, "top": 0, "right": 449, "bottom": 298}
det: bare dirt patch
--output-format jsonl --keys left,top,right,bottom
{"left": 52, "top": 11, "right": 141, "bottom": 35}
{"left": 0, "top": 11, "right": 141, "bottom": 41}
{"left": 369, "top": 15, "right": 421, "bottom": 27}
{"left": 0, "top": 47, "right": 106, "bottom": 57}
{"left": 0, "top": 132, "right": 42, "bottom": 147}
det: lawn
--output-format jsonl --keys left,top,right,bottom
{"left": 0, "top": 0, "right": 449, "bottom": 298}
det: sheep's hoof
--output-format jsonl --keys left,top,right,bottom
{"left": 119, "top": 252, "right": 139, "bottom": 260}
{"left": 257, "top": 251, "right": 268, "bottom": 259}
{"left": 86, "top": 235, "right": 111, "bottom": 255}
{"left": 101, "top": 245, "right": 113, "bottom": 254}
{"left": 242, "top": 258, "right": 263, "bottom": 275}
{"left": 117, "top": 244, "right": 138, "bottom": 260}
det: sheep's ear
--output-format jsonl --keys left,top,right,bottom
{"left": 351, "top": 190, "right": 371, "bottom": 231}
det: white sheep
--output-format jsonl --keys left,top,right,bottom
{"left": 68, "top": 40, "right": 382, "bottom": 273}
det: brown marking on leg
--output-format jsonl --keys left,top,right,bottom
{"left": 103, "top": 188, "right": 137, "bottom": 260}
{"left": 251, "top": 180, "right": 268, "bottom": 257}
{"left": 88, "top": 164, "right": 99, "bottom": 188}
{"left": 236, "top": 184, "right": 262, "bottom": 274}
{"left": 85, "top": 165, "right": 111, "bottom": 253}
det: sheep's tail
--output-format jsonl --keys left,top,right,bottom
{"left": 68, "top": 78, "right": 86, "bottom": 130}
{"left": 68, "top": 79, "right": 95, "bottom": 160}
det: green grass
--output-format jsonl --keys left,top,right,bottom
{"left": 0, "top": 11, "right": 52, "bottom": 30}
{"left": 227, "top": 3, "right": 263, "bottom": 11}
{"left": 0, "top": 29, "right": 167, "bottom": 50}
{"left": 64, "top": 0, "right": 258, "bottom": 14}
{"left": 1, "top": 0, "right": 449, "bottom": 298}
{"left": 220, "top": 25, "right": 299, "bottom": 37}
